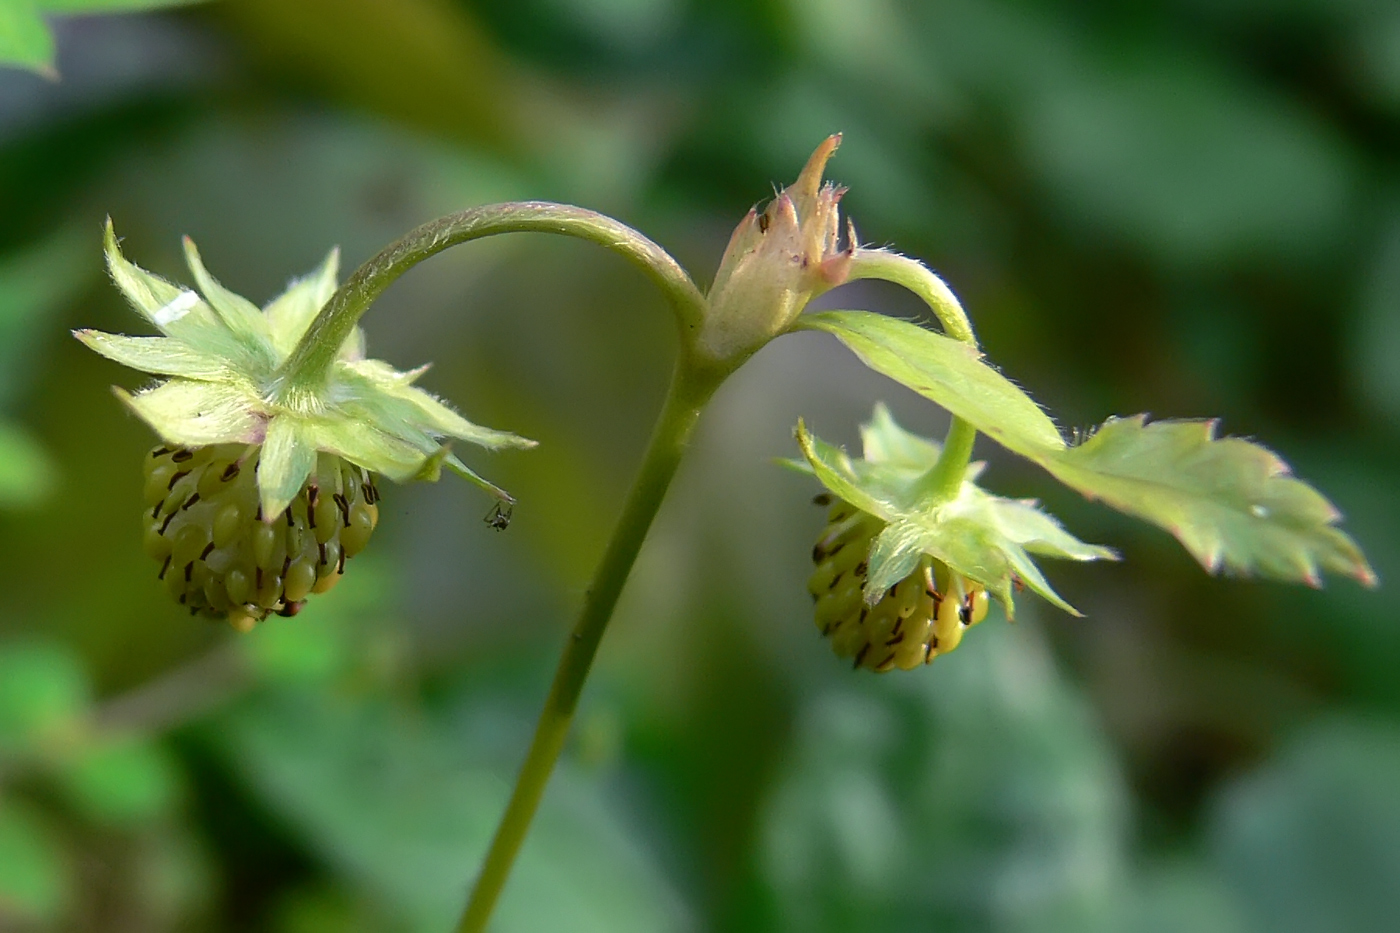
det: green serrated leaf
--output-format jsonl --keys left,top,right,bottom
{"left": 0, "top": 2, "right": 54, "bottom": 74}
{"left": 803, "top": 310, "right": 1370, "bottom": 589}
{"left": 1040, "top": 416, "right": 1376, "bottom": 588}
{"left": 797, "top": 311, "right": 1065, "bottom": 458}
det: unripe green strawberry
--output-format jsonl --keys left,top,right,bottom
{"left": 141, "top": 443, "right": 380, "bottom": 631}
{"left": 789, "top": 406, "right": 1117, "bottom": 662}
{"left": 808, "top": 498, "right": 988, "bottom": 672}
{"left": 78, "top": 223, "right": 535, "bottom": 631}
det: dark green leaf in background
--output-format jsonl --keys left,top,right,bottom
{"left": 213, "top": 688, "right": 688, "bottom": 933}
{"left": 1, "top": 0, "right": 1398, "bottom": 928}
{"left": 761, "top": 620, "right": 1128, "bottom": 933}
{"left": 55, "top": 736, "right": 183, "bottom": 827}
{"left": 0, "top": 420, "right": 53, "bottom": 508}
{"left": 1208, "top": 720, "right": 1400, "bottom": 933}
{"left": 0, "top": 0, "right": 206, "bottom": 74}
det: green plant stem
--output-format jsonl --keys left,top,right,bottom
{"left": 456, "top": 354, "right": 723, "bottom": 933}
{"left": 918, "top": 416, "right": 978, "bottom": 504}
{"left": 846, "top": 249, "right": 976, "bottom": 345}
{"left": 266, "top": 200, "right": 722, "bottom": 931}
{"left": 843, "top": 250, "right": 982, "bottom": 504}
{"left": 273, "top": 202, "right": 707, "bottom": 408}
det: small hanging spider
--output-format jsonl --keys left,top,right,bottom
{"left": 484, "top": 502, "right": 514, "bottom": 531}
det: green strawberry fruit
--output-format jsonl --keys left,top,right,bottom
{"left": 808, "top": 498, "right": 988, "bottom": 672}
{"left": 141, "top": 443, "right": 379, "bottom": 631}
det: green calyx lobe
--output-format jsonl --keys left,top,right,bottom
{"left": 79, "top": 220, "right": 535, "bottom": 522}
{"left": 141, "top": 444, "right": 379, "bottom": 630}
{"left": 809, "top": 496, "right": 991, "bottom": 672}
{"left": 789, "top": 404, "right": 1117, "bottom": 619}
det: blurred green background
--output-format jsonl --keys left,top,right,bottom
{"left": 2, "top": 0, "right": 1400, "bottom": 930}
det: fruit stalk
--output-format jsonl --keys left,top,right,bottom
{"left": 272, "top": 202, "right": 707, "bottom": 404}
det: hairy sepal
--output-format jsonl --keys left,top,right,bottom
{"left": 795, "top": 411, "right": 1114, "bottom": 616}
{"left": 88, "top": 223, "right": 533, "bottom": 509}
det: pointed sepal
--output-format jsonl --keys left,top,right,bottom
{"left": 84, "top": 224, "right": 534, "bottom": 511}
{"left": 794, "top": 408, "right": 1115, "bottom": 616}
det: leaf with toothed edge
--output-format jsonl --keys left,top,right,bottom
{"left": 802, "top": 312, "right": 1373, "bottom": 590}
{"left": 1039, "top": 416, "right": 1376, "bottom": 588}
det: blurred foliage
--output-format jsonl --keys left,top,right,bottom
{"left": 0, "top": 1, "right": 206, "bottom": 74}
{"left": 1, "top": 0, "right": 1399, "bottom": 930}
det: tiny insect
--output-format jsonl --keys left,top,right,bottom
{"left": 484, "top": 502, "right": 514, "bottom": 531}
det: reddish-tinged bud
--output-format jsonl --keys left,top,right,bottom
{"left": 697, "top": 135, "right": 854, "bottom": 363}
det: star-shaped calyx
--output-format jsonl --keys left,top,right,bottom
{"left": 76, "top": 221, "right": 535, "bottom": 628}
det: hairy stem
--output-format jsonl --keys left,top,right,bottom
{"left": 273, "top": 202, "right": 707, "bottom": 407}
{"left": 846, "top": 249, "right": 976, "bottom": 345}
{"left": 844, "top": 250, "right": 982, "bottom": 502}
{"left": 456, "top": 355, "right": 723, "bottom": 933}
{"left": 917, "top": 415, "right": 978, "bottom": 505}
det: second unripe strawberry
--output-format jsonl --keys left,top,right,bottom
{"left": 808, "top": 498, "right": 989, "bottom": 672}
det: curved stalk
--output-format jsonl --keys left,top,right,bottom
{"left": 274, "top": 202, "right": 708, "bottom": 407}
{"left": 263, "top": 201, "right": 720, "bottom": 932}
{"left": 456, "top": 354, "right": 723, "bottom": 933}
{"left": 844, "top": 249, "right": 981, "bottom": 502}
{"left": 846, "top": 249, "right": 975, "bottom": 345}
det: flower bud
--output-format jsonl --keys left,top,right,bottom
{"left": 698, "top": 135, "right": 855, "bottom": 363}
{"left": 808, "top": 497, "right": 989, "bottom": 672}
